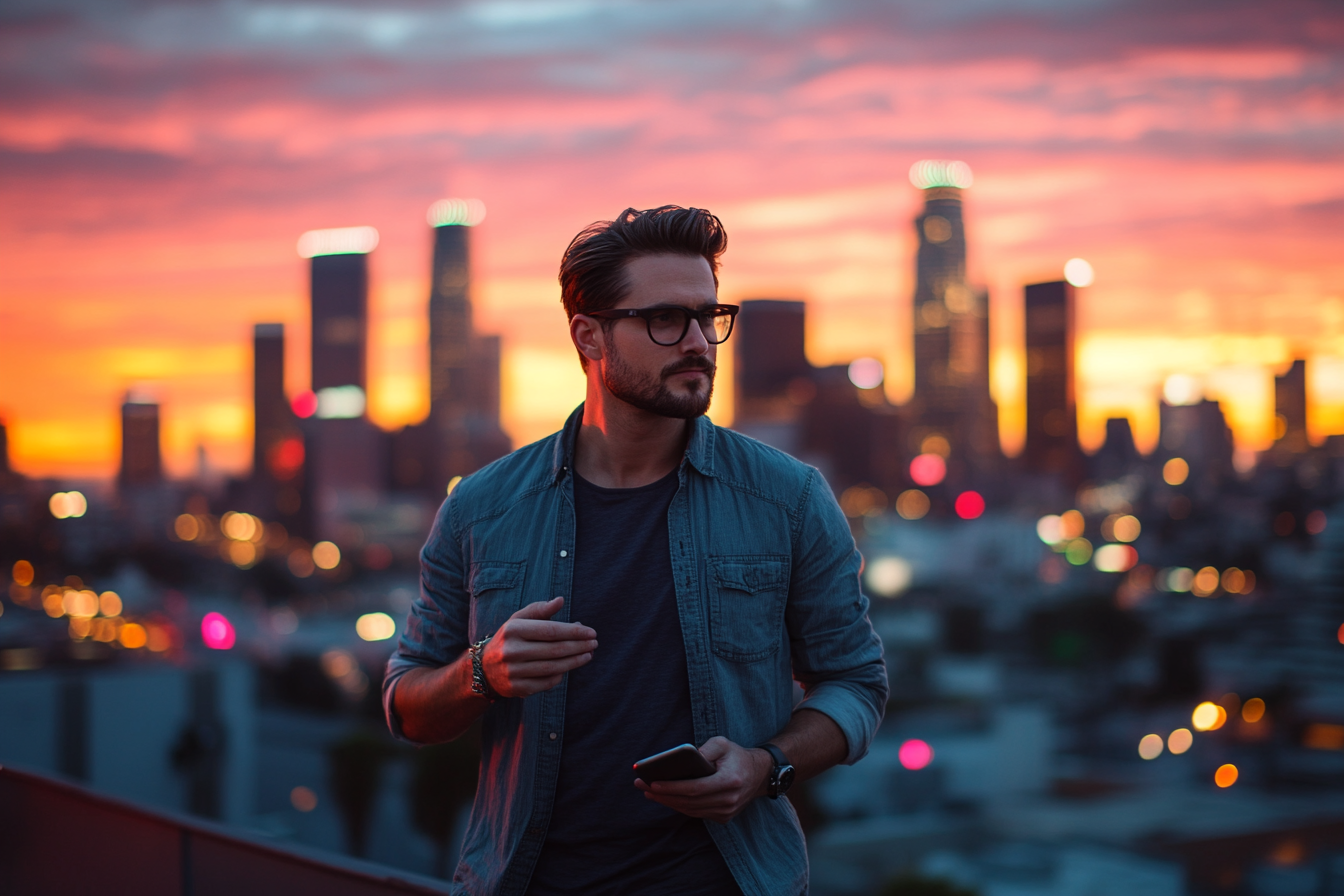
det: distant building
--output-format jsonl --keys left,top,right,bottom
{"left": 118, "top": 393, "right": 162, "bottom": 488}
{"left": 906, "top": 161, "right": 998, "bottom": 479}
{"left": 300, "top": 226, "right": 377, "bottom": 396}
{"left": 1022, "top": 279, "right": 1080, "bottom": 480}
{"left": 735, "top": 299, "right": 811, "bottom": 424}
{"left": 1274, "top": 359, "right": 1309, "bottom": 456}
{"left": 1159, "top": 399, "right": 1234, "bottom": 490}
{"left": 248, "top": 323, "right": 304, "bottom": 526}
{"left": 1090, "top": 417, "right": 1141, "bottom": 482}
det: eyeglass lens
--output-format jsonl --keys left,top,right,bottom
{"left": 647, "top": 308, "right": 734, "bottom": 345}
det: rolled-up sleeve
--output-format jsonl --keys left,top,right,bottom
{"left": 382, "top": 492, "right": 470, "bottom": 744}
{"left": 786, "top": 469, "right": 889, "bottom": 765}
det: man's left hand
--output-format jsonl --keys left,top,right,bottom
{"left": 635, "top": 737, "right": 772, "bottom": 824}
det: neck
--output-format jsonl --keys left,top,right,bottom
{"left": 574, "top": 378, "right": 691, "bottom": 489}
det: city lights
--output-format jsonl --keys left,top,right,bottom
{"left": 865, "top": 557, "right": 913, "bottom": 598}
{"left": 1108, "top": 515, "right": 1141, "bottom": 543}
{"left": 315, "top": 385, "right": 366, "bottom": 420}
{"left": 895, "top": 489, "right": 930, "bottom": 520}
{"left": 1064, "top": 538, "right": 1093, "bottom": 566}
{"left": 12, "top": 560, "right": 34, "bottom": 587}
{"left": 1168, "top": 728, "right": 1193, "bottom": 754}
{"left": 119, "top": 623, "right": 148, "bottom": 649}
{"left": 174, "top": 513, "right": 201, "bottom": 541}
{"left": 1063, "top": 258, "right": 1094, "bottom": 288}
{"left": 291, "top": 390, "right": 318, "bottom": 418}
{"left": 201, "top": 612, "right": 236, "bottom": 650}
{"left": 1163, "top": 458, "right": 1189, "bottom": 486}
{"left": 909, "top": 454, "right": 946, "bottom": 486}
{"left": 48, "top": 491, "right": 88, "bottom": 519}
{"left": 1304, "top": 724, "right": 1344, "bottom": 751}
{"left": 847, "top": 357, "right": 884, "bottom": 389}
{"left": 296, "top": 225, "right": 379, "bottom": 258}
{"left": 1163, "top": 374, "right": 1202, "bottom": 406}
{"left": 288, "top": 548, "right": 316, "bottom": 578}
{"left": 898, "top": 739, "right": 934, "bottom": 770}
{"left": 356, "top": 612, "right": 396, "bottom": 641}
{"left": 1306, "top": 510, "right": 1328, "bottom": 535}
{"left": 1059, "top": 510, "right": 1084, "bottom": 539}
{"left": 1192, "top": 701, "right": 1227, "bottom": 732}
{"left": 1242, "top": 698, "right": 1266, "bottom": 723}
{"left": 1214, "top": 764, "right": 1239, "bottom": 788}
{"left": 221, "top": 511, "right": 261, "bottom": 542}
{"left": 428, "top": 197, "right": 487, "bottom": 228}
{"left": 1036, "top": 515, "right": 1063, "bottom": 545}
{"left": 954, "top": 491, "right": 985, "bottom": 520}
{"left": 908, "top": 159, "right": 973, "bottom": 190}
{"left": 312, "top": 541, "right": 341, "bottom": 570}
{"left": 291, "top": 786, "right": 319, "bottom": 812}
{"left": 1192, "top": 566, "right": 1220, "bottom": 597}
{"left": 1138, "top": 734, "right": 1164, "bottom": 760}
{"left": 99, "top": 591, "right": 122, "bottom": 616}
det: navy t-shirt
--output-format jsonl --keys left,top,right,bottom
{"left": 526, "top": 468, "right": 741, "bottom": 896}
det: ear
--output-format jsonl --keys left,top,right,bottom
{"left": 570, "top": 314, "right": 606, "bottom": 365}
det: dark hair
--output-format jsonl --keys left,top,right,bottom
{"left": 559, "top": 206, "right": 728, "bottom": 321}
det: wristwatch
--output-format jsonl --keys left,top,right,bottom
{"left": 758, "top": 742, "right": 795, "bottom": 799}
{"left": 469, "top": 636, "right": 499, "bottom": 702}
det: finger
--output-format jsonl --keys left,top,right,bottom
{"left": 698, "top": 737, "right": 730, "bottom": 762}
{"left": 510, "top": 597, "right": 565, "bottom": 621}
{"left": 506, "top": 654, "right": 593, "bottom": 678}
{"left": 648, "top": 774, "right": 730, "bottom": 798}
{"left": 502, "top": 637, "right": 598, "bottom": 660}
{"left": 508, "top": 620, "right": 598, "bottom": 642}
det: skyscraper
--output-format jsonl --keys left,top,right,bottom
{"left": 735, "top": 299, "right": 811, "bottom": 424}
{"left": 1274, "top": 359, "right": 1308, "bottom": 455}
{"left": 298, "top": 226, "right": 377, "bottom": 397}
{"left": 1022, "top": 280, "right": 1078, "bottom": 477}
{"left": 119, "top": 393, "right": 162, "bottom": 488}
{"left": 252, "top": 323, "right": 289, "bottom": 475}
{"left": 906, "top": 160, "right": 998, "bottom": 474}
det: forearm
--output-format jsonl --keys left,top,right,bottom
{"left": 751, "top": 708, "right": 848, "bottom": 795}
{"left": 392, "top": 654, "right": 489, "bottom": 744}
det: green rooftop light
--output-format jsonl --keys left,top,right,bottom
{"left": 297, "top": 226, "right": 379, "bottom": 258}
{"left": 427, "top": 198, "right": 487, "bottom": 228}
{"left": 909, "top": 160, "right": 973, "bottom": 190}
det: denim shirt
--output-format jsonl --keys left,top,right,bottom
{"left": 384, "top": 406, "right": 888, "bottom": 896}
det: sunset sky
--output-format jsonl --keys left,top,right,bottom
{"left": 2, "top": 0, "right": 1342, "bottom": 480}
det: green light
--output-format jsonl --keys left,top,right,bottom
{"left": 297, "top": 226, "right": 379, "bottom": 258}
{"left": 427, "top": 198, "right": 486, "bottom": 228}
{"left": 909, "top": 160, "right": 973, "bottom": 190}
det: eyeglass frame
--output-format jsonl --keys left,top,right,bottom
{"left": 582, "top": 303, "right": 740, "bottom": 346}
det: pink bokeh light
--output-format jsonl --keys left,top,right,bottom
{"left": 909, "top": 454, "right": 946, "bottom": 487}
{"left": 201, "top": 612, "right": 236, "bottom": 650}
{"left": 899, "top": 738, "right": 934, "bottom": 770}
{"left": 955, "top": 491, "right": 986, "bottom": 519}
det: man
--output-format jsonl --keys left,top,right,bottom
{"left": 385, "top": 205, "right": 887, "bottom": 895}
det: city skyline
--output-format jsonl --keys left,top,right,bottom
{"left": 2, "top": 0, "right": 1342, "bottom": 478}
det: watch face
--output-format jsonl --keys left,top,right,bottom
{"left": 776, "top": 764, "right": 796, "bottom": 796}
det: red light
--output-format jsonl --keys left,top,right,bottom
{"left": 291, "top": 391, "right": 317, "bottom": 419}
{"left": 955, "top": 491, "right": 985, "bottom": 519}
{"left": 909, "top": 454, "right": 946, "bottom": 487}
{"left": 201, "top": 612, "right": 236, "bottom": 650}
{"left": 267, "top": 437, "right": 305, "bottom": 479}
{"left": 899, "top": 739, "right": 933, "bottom": 770}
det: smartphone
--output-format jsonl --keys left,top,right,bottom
{"left": 633, "top": 743, "right": 716, "bottom": 783}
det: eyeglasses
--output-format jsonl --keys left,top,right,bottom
{"left": 584, "top": 304, "right": 739, "bottom": 346}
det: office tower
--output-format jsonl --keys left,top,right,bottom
{"left": 1159, "top": 399, "right": 1234, "bottom": 492}
{"left": 1090, "top": 417, "right": 1140, "bottom": 482}
{"left": 735, "top": 299, "right": 811, "bottom": 424}
{"left": 906, "top": 160, "right": 998, "bottom": 475}
{"left": 119, "top": 393, "right": 162, "bottom": 487}
{"left": 1022, "top": 280, "right": 1078, "bottom": 478}
{"left": 252, "top": 324, "right": 290, "bottom": 477}
{"left": 1275, "top": 359, "right": 1308, "bottom": 455}
{"left": 298, "top": 226, "right": 377, "bottom": 396}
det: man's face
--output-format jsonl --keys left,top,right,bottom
{"left": 598, "top": 253, "right": 719, "bottom": 419}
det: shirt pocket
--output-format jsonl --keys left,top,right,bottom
{"left": 467, "top": 560, "right": 527, "bottom": 643}
{"left": 708, "top": 554, "right": 790, "bottom": 663}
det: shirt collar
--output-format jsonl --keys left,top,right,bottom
{"left": 552, "top": 403, "right": 717, "bottom": 481}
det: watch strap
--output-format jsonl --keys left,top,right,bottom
{"left": 469, "top": 636, "right": 498, "bottom": 702}
{"left": 758, "top": 742, "right": 790, "bottom": 769}
{"left": 757, "top": 742, "right": 793, "bottom": 799}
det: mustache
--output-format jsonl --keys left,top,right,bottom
{"left": 661, "top": 357, "right": 716, "bottom": 378}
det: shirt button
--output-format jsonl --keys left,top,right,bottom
{"left": 559, "top": 550, "right": 568, "bottom": 558}
{"left": 549, "top": 732, "right": 558, "bottom": 740}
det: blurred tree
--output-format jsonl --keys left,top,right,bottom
{"left": 409, "top": 724, "right": 481, "bottom": 878}
{"left": 880, "top": 873, "right": 979, "bottom": 896}
{"left": 328, "top": 729, "right": 395, "bottom": 857}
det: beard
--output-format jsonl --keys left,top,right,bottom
{"left": 601, "top": 338, "right": 716, "bottom": 419}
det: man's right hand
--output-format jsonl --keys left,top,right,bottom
{"left": 480, "top": 597, "right": 597, "bottom": 698}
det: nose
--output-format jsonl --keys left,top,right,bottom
{"left": 681, "top": 315, "right": 711, "bottom": 354}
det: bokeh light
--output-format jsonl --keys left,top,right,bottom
{"left": 1242, "top": 698, "right": 1266, "bottom": 723}
{"left": 1064, "top": 538, "right": 1093, "bottom": 566}
{"left": 288, "top": 548, "right": 316, "bottom": 578}
{"left": 12, "top": 560, "right": 35, "bottom": 587}
{"left": 1138, "top": 733, "right": 1164, "bottom": 760}
{"left": 1163, "top": 458, "right": 1189, "bottom": 486}
{"left": 1168, "top": 728, "right": 1193, "bottom": 754}
{"left": 98, "top": 591, "right": 122, "bottom": 616}
{"left": 1063, "top": 257, "right": 1094, "bottom": 287}
{"left": 909, "top": 454, "right": 946, "bottom": 487}
{"left": 1192, "top": 566, "right": 1220, "bottom": 597}
{"left": 291, "top": 390, "right": 318, "bottom": 418}
{"left": 1166, "top": 568, "right": 1194, "bottom": 592}
{"left": 1214, "top": 764, "right": 1239, "bottom": 788}
{"left": 1111, "top": 515, "right": 1141, "bottom": 543}
{"left": 201, "top": 612, "right": 236, "bottom": 650}
{"left": 866, "top": 557, "right": 913, "bottom": 598}
{"left": 312, "top": 541, "right": 341, "bottom": 570}
{"left": 1193, "top": 701, "right": 1227, "bottom": 732}
{"left": 899, "top": 739, "right": 934, "bottom": 770}
{"left": 174, "top": 513, "right": 201, "bottom": 541}
{"left": 1163, "top": 374, "right": 1202, "bottom": 406}
{"left": 1036, "top": 515, "right": 1063, "bottom": 544}
{"left": 290, "top": 786, "right": 318, "bottom": 812}
{"left": 356, "top": 612, "right": 396, "bottom": 641}
{"left": 895, "top": 489, "right": 930, "bottom": 521}
{"left": 847, "top": 357, "right": 884, "bottom": 389}
{"left": 48, "top": 491, "right": 88, "bottom": 519}
{"left": 119, "top": 623, "right": 148, "bottom": 649}
{"left": 1059, "top": 510, "right": 1085, "bottom": 539}
{"left": 954, "top": 491, "right": 985, "bottom": 520}
{"left": 1306, "top": 510, "right": 1327, "bottom": 535}
{"left": 1094, "top": 543, "right": 1138, "bottom": 573}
